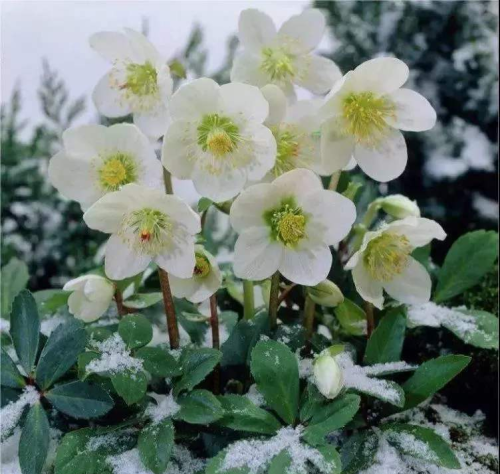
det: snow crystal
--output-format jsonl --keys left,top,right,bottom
{"left": 472, "top": 193, "right": 498, "bottom": 222}
{"left": 85, "top": 429, "right": 135, "bottom": 453}
{"left": 145, "top": 393, "right": 180, "bottom": 424}
{"left": 385, "top": 431, "right": 440, "bottom": 464}
{"left": 203, "top": 323, "right": 230, "bottom": 348}
{"left": 86, "top": 334, "right": 143, "bottom": 375}
{"left": 0, "top": 319, "right": 10, "bottom": 333}
{"left": 40, "top": 316, "right": 66, "bottom": 336}
{"left": 0, "top": 386, "right": 39, "bottom": 439}
{"left": 362, "top": 361, "right": 417, "bottom": 376}
{"left": 221, "top": 426, "right": 336, "bottom": 474}
{"left": 245, "top": 384, "right": 265, "bottom": 407}
{"left": 298, "top": 357, "right": 314, "bottom": 380}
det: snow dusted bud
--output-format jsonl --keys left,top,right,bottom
{"left": 313, "top": 350, "right": 344, "bottom": 399}
{"left": 381, "top": 195, "right": 420, "bottom": 219}
{"left": 307, "top": 280, "right": 344, "bottom": 307}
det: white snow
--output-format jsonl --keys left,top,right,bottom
{"left": 0, "top": 386, "right": 39, "bottom": 440}
{"left": 472, "top": 193, "right": 498, "bottom": 222}
{"left": 145, "top": 393, "right": 180, "bottom": 424}
{"left": 245, "top": 384, "right": 265, "bottom": 407}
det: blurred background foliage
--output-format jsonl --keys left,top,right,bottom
{"left": 1, "top": 0, "right": 498, "bottom": 290}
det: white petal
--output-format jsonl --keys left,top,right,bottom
{"left": 233, "top": 227, "right": 283, "bottom": 281}
{"left": 169, "top": 275, "right": 198, "bottom": 299}
{"left": 83, "top": 277, "right": 114, "bottom": 303}
{"left": 68, "top": 291, "right": 107, "bottom": 323}
{"left": 320, "top": 118, "right": 355, "bottom": 174}
{"left": 277, "top": 9, "right": 326, "bottom": 53}
{"left": 354, "top": 129, "right": 407, "bottom": 182}
{"left": 155, "top": 233, "right": 196, "bottom": 279}
{"left": 63, "top": 275, "right": 91, "bottom": 292}
{"left": 383, "top": 258, "right": 431, "bottom": 305}
{"left": 230, "top": 183, "right": 280, "bottom": 233}
{"left": 238, "top": 9, "right": 276, "bottom": 53}
{"left": 261, "top": 84, "right": 287, "bottom": 126}
{"left": 219, "top": 83, "right": 269, "bottom": 123}
{"left": 279, "top": 245, "right": 332, "bottom": 286}
{"left": 385, "top": 88, "right": 437, "bottom": 132}
{"left": 92, "top": 72, "right": 131, "bottom": 118}
{"left": 170, "top": 78, "right": 220, "bottom": 121}
{"left": 387, "top": 217, "right": 446, "bottom": 247}
{"left": 62, "top": 124, "right": 109, "bottom": 158}
{"left": 230, "top": 51, "right": 269, "bottom": 87}
{"left": 241, "top": 123, "right": 277, "bottom": 181}
{"left": 286, "top": 99, "right": 322, "bottom": 130}
{"left": 351, "top": 263, "right": 384, "bottom": 309}
{"left": 89, "top": 31, "right": 133, "bottom": 63}
{"left": 164, "top": 197, "right": 201, "bottom": 235}
{"left": 343, "top": 156, "right": 357, "bottom": 171}
{"left": 192, "top": 166, "right": 247, "bottom": 202}
{"left": 156, "top": 63, "right": 174, "bottom": 103}
{"left": 162, "top": 121, "right": 197, "bottom": 179}
{"left": 351, "top": 57, "right": 409, "bottom": 95}
{"left": 104, "top": 234, "right": 151, "bottom": 280}
{"left": 302, "top": 190, "right": 357, "bottom": 245}
{"left": 124, "top": 28, "right": 161, "bottom": 64}
{"left": 272, "top": 168, "right": 323, "bottom": 201}
{"left": 295, "top": 55, "right": 342, "bottom": 95}
{"left": 133, "top": 105, "right": 170, "bottom": 140}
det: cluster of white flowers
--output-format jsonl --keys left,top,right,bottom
{"left": 49, "top": 8, "right": 444, "bottom": 321}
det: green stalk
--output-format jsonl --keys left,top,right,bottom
{"left": 304, "top": 295, "right": 316, "bottom": 341}
{"left": 243, "top": 280, "right": 255, "bottom": 320}
{"left": 268, "top": 272, "right": 280, "bottom": 329}
{"left": 163, "top": 168, "right": 174, "bottom": 195}
{"left": 328, "top": 171, "right": 342, "bottom": 191}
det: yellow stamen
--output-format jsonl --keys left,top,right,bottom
{"left": 277, "top": 213, "right": 306, "bottom": 246}
{"left": 206, "top": 131, "right": 234, "bottom": 157}
{"left": 194, "top": 254, "right": 211, "bottom": 278}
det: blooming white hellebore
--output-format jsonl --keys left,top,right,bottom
{"left": 90, "top": 28, "right": 173, "bottom": 139}
{"left": 48, "top": 124, "right": 162, "bottom": 210}
{"left": 170, "top": 246, "right": 222, "bottom": 303}
{"left": 313, "top": 350, "right": 344, "bottom": 399}
{"left": 230, "top": 168, "right": 356, "bottom": 286}
{"left": 162, "top": 78, "right": 276, "bottom": 202}
{"left": 320, "top": 57, "right": 437, "bottom": 182}
{"left": 346, "top": 217, "right": 446, "bottom": 309}
{"left": 83, "top": 184, "right": 200, "bottom": 280}
{"left": 63, "top": 275, "right": 115, "bottom": 323}
{"left": 231, "top": 9, "right": 341, "bottom": 98}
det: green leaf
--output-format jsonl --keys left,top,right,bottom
{"left": 204, "top": 451, "right": 250, "bottom": 474}
{"left": 302, "top": 394, "right": 361, "bottom": 446}
{"left": 138, "top": 419, "right": 174, "bottom": 474}
{"left": 33, "top": 290, "right": 70, "bottom": 316}
{"left": 299, "top": 382, "right": 325, "bottom": 424}
{"left": 434, "top": 230, "right": 499, "bottom": 302}
{"left": 1, "top": 347, "right": 25, "bottom": 388}
{"left": 10, "top": 290, "right": 40, "bottom": 375}
{"left": 175, "top": 389, "right": 224, "bottom": 424}
{"left": 364, "top": 307, "right": 406, "bottom": 364}
{"left": 35, "top": 320, "right": 88, "bottom": 389}
{"left": 118, "top": 314, "right": 153, "bottom": 349}
{"left": 250, "top": 340, "right": 299, "bottom": 425}
{"left": 45, "top": 381, "right": 114, "bottom": 419}
{"left": 341, "top": 430, "right": 379, "bottom": 474}
{"left": 173, "top": 348, "right": 222, "bottom": 396}
{"left": 19, "top": 402, "right": 50, "bottom": 474}
{"left": 198, "top": 197, "right": 214, "bottom": 212}
{"left": 334, "top": 299, "right": 367, "bottom": 336}
{"left": 135, "top": 346, "right": 182, "bottom": 378}
{"left": 382, "top": 423, "right": 460, "bottom": 469}
{"left": 124, "top": 293, "right": 163, "bottom": 309}
{"left": 402, "top": 355, "right": 471, "bottom": 410}
{"left": 268, "top": 450, "right": 292, "bottom": 474}
{"left": 1, "top": 258, "right": 29, "bottom": 318}
{"left": 217, "top": 394, "right": 282, "bottom": 435}
{"left": 349, "top": 378, "right": 406, "bottom": 408}
{"left": 314, "top": 445, "right": 342, "bottom": 474}
{"left": 169, "top": 59, "right": 187, "bottom": 79}
{"left": 111, "top": 369, "right": 148, "bottom": 405}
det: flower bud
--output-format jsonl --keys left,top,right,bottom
{"left": 307, "top": 280, "right": 344, "bottom": 307}
{"left": 313, "top": 351, "right": 344, "bottom": 399}
{"left": 380, "top": 195, "right": 420, "bottom": 219}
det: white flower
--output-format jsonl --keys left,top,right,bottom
{"left": 170, "top": 246, "right": 222, "bottom": 303}
{"left": 83, "top": 184, "right": 200, "bottom": 280}
{"left": 320, "top": 57, "right": 437, "bottom": 182}
{"left": 48, "top": 124, "right": 162, "bottom": 210}
{"left": 230, "top": 168, "right": 356, "bottom": 286}
{"left": 259, "top": 84, "right": 325, "bottom": 179}
{"left": 161, "top": 78, "right": 277, "bottom": 202}
{"left": 313, "top": 350, "right": 344, "bottom": 399}
{"left": 307, "top": 279, "right": 344, "bottom": 307}
{"left": 63, "top": 275, "right": 114, "bottom": 323}
{"left": 380, "top": 194, "right": 420, "bottom": 219}
{"left": 345, "top": 217, "right": 446, "bottom": 309}
{"left": 231, "top": 9, "right": 341, "bottom": 98}
{"left": 90, "top": 28, "right": 173, "bottom": 139}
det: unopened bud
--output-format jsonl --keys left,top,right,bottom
{"left": 307, "top": 280, "right": 344, "bottom": 307}
{"left": 381, "top": 195, "right": 420, "bottom": 219}
{"left": 313, "top": 350, "right": 344, "bottom": 399}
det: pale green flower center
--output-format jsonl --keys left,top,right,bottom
{"left": 342, "top": 92, "right": 395, "bottom": 145}
{"left": 123, "top": 62, "right": 158, "bottom": 97}
{"left": 265, "top": 200, "right": 307, "bottom": 247}
{"left": 98, "top": 153, "right": 137, "bottom": 191}
{"left": 364, "top": 233, "right": 412, "bottom": 281}
{"left": 271, "top": 127, "right": 301, "bottom": 177}
{"left": 261, "top": 47, "right": 295, "bottom": 82}
{"left": 197, "top": 114, "right": 240, "bottom": 158}
{"left": 194, "top": 253, "right": 211, "bottom": 278}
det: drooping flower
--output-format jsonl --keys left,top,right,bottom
{"left": 313, "top": 350, "right": 344, "bottom": 399}
{"left": 169, "top": 246, "right": 222, "bottom": 303}
{"left": 161, "top": 78, "right": 277, "bottom": 202}
{"left": 231, "top": 9, "right": 341, "bottom": 98}
{"left": 230, "top": 168, "right": 356, "bottom": 286}
{"left": 63, "top": 275, "right": 115, "bottom": 323}
{"left": 320, "top": 57, "right": 437, "bottom": 182}
{"left": 48, "top": 124, "right": 162, "bottom": 210}
{"left": 345, "top": 217, "right": 446, "bottom": 309}
{"left": 90, "top": 28, "right": 173, "bottom": 139}
{"left": 380, "top": 194, "right": 420, "bottom": 219}
{"left": 83, "top": 184, "right": 200, "bottom": 280}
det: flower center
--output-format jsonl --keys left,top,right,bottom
{"left": 261, "top": 47, "right": 295, "bottom": 82}
{"left": 194, "top": 254, "right": 211, "bottom": 278}
{"left": 123, "top": 62, "right": 158, "bottom": 97}
{"left": 198, "top": 114, "right": 240, "bottom": 158}
{"left": 364, "top": 233, "right": 412, "bottom": 281}
{"left": 265, "top": 200, "right": 307, "bottom": 247}
{"left": 342, "top": 92, "right": 395, "bottom": 145}
{"left": 98, "top": 153, "right": 137, "bottom": 191}
{"left": 271, "top": 127, "right": 301, "bottom": 177}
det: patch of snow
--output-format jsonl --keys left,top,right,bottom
{"left": 245, "top": 384, "right": 265, "bottom": 407}
{"left": 145, "top": 393, "right": 180, "bottom": 424}
{"left": 0, "top": 386, "right": 39, "bottom": 440}
{"left": 40, "top": 316, "right": 66, "bottom": 336}
{"left": 472, "top": 194, "right": 498, "bottom": 222}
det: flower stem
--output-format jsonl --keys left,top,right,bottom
{"left": 365, "top": 301, "right": 375, "bottom": 338}
{"left": 304, "top": 295, "right": 316, "bottom": 341}
{"left": 243, "top": 280, "right": 255, "bottom": 320}
{"left": 163, "top": 168, "right": 174, "bottom": 195}
{"left": 277, "top": 283, "right": 297, "bottom": 307}
{"left": 362, "top": 199, "right": 382, "bottom": 228}
{"left": 209, "top": 294, "right": 221, "bottom": 394}
{"left": 158, "top": 268, "right": 180, "bottom": 349}
{"left": 114, "top": 288, "right": 128, "bottom": 317}
{"left": 268, "top": 272, "right": 280, "bottom": 330}
{"left": 328, "top": 171, "right": 342, "bottom": 191}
